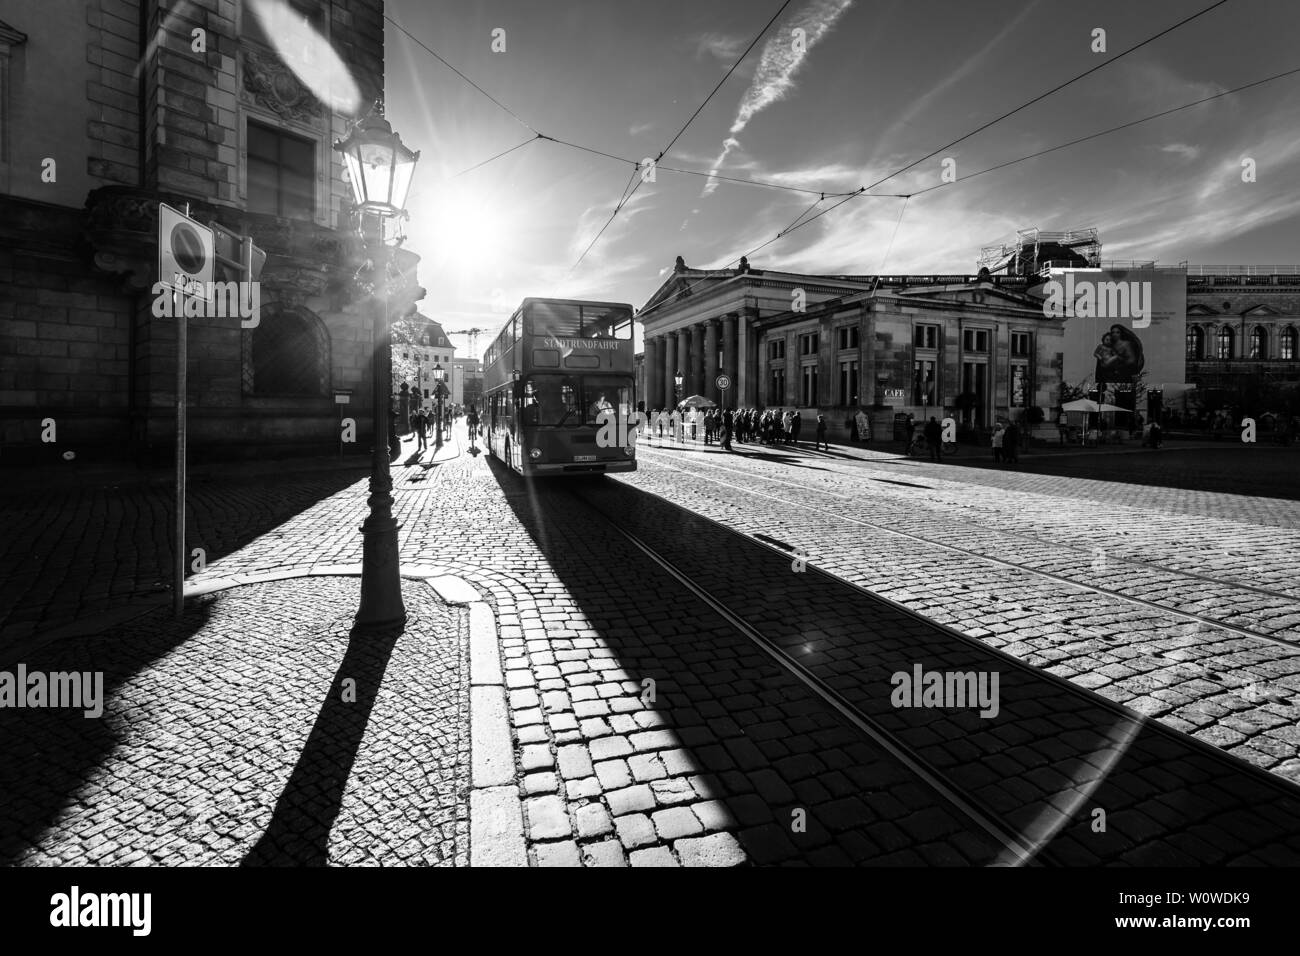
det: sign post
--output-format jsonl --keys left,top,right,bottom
{"left": 158, "top": 203, "right": 213, "bottom": 619}
{"left": 715, "top": 373, "right": 731, "bottom": 407}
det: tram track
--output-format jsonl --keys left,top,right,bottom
{"left": 633, "top": 443, "right": 1300, "bottom": 652}
{"left": 554, "top": 474, "right": 1300, "bottom": 866}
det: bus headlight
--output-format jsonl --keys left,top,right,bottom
{"left": 529, "top": 448, "right": 542, "bottom": 460}
{"left": 623, "top": 445, "right": 635, "bottom": 456}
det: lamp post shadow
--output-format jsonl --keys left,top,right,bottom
{"left": 241, "top": 621, "right": 403, "bottom": 867}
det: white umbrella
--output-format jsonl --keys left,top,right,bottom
{"left": 1061, "top": 398, "right": 1130, "bottom": 414}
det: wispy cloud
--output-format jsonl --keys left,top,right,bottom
{"left": 702, "top": 0, "right": 855, "bottom": 196}
{"left": 1159, "top": 142, "right": 1201, "bottom": 161}
{"left": 693, "top": 32, "right": 746, "bottom": 62}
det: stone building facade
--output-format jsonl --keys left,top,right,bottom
{"left": 1183, "top": 268, "right": 1300, "bottom": 406}
{"left": 0, "top": 0, "right": 420, "bottom": 464}
{"left": 638, "top": 258, "right": 1061, "bottom": 439}
{"left": 638, "top": 259, "right": 1300, "bottom": 439}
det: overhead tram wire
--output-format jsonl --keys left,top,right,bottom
{"left": 876, "top": 195, "right": 910, "bottom": 274}
{"left": 567, "top": 0, "right": 798, "bottom": 274}
{"left": 538, "top": 135, "right": 859, "bottom": 197}
{"left": 451, "top": 136, "right": 540, "bottom": 178}
{"left": 860, "top": 0, "right": 1234, "bottom": 192}
{"left": 386, "top": 11, "right": 864, "bottom": 215}
{"left": 640, "top": 59, "right": 1300, "bottom": 320}
{"left": 639, "top": 1, "right": 1254, "bottom": 319}
{"left": 904, "top": 64, "right": 1300, "bottom": 199}
{"left": 384, "top": 13, "right": 537, "bottom": 133}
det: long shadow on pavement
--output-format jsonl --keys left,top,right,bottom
{"left": 241, "top": 621, "right": 403, "bottom": 867}
{"left": 0, "top": 600, "right": 215, "bottom": 865}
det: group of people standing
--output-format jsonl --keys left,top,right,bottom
{"left": 989, "top": 421, "right": 1022, "bottom": 465}
{"left": 655, "top": 406, "right": 832, "bottom": 453}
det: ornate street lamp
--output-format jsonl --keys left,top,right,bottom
{"left": 335, "top": 100, "right": 420, "bottom": 629}
{"left": 433, "top": 363, "right": 445, "bottom": 448}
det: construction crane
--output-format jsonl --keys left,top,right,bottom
{"left": 445, "top": 327, "right": 487, "bottom": 359}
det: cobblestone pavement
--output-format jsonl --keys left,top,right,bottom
{"left": 0, "top": 576, "right": 469, "bottom": 866}
{"left": 630, "top": 439, "right": 1300, "bottom": 783}
{"left": 4, "top": 424, "right": 1299, "bottom": 865}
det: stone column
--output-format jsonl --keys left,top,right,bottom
{"left": 676, "top": 327, "right": 689, "bottom": 402}
{"left": 704, "top": 319, "right": 720, "bottom": 404}
{"left": 663, "top": 333, "right": 677, "bottom": 409}
{"left": 722, "top": 313, "right": 738, "bottom": 408}
{"left": 645, "top": 337, "right": 660, "bottom": 410}
{"left": 741, "top": 308, "right": 760, "bottom": 407}
{"left": 688, "top": 324, "right": 703, "bottom": 397}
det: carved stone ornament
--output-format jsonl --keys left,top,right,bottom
{"left": 241, "top": 47, "right": 323, "bottom": 124}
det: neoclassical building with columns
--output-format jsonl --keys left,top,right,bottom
{"left": 637, "top": 257, "right": 1063, "bottom": 438}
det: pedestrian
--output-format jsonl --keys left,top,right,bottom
{"left": 923, "top": 416, "right": 942, "bottom": 461}
{"left": 815, "top": 414, "right": 828, "bottom": 451}
{"left": 1149, "top": 420, "right": 1162, "bottom": 449}
{"left": 1003, "top": 421, "right": 1020, "bottom": 464}
{"left": 856, "top": 409, "right": 871, "bottom": 445}
{"left": 415, "top": 409, "right": 428, "bottom": 451}
{"left": 721, "top": 408, "right": 733, "bottom": 451}
{"left": 791, "top": 409, "right": 803, "bottom": 446}
{"left": 1057, "top": 410, "right": 1069, "bottom": 444}
{"left": 991, "top": 423, "right": 1005, "bottom": 464}
{"left": 408, "top": 410, "right": 419, "bottom": 439}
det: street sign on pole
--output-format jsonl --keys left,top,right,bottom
{"left": 716, "top": 374, "right": 731, "bottom": 392}
{"left": 160, "top": 202, "right": 211, "bottom": 619}
{"left": 158, "top": 203, "right": 214, "bottom": 300}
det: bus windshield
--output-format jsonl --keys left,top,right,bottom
{"left": 527, "top": 301, "right": 632, "bottom": 340}
{"left": 521, "top": 375, "right": 633, "bottom": 427}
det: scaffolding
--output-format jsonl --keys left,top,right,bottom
{"left": 978, "top": 226, "right": 1101, "bottom": 275}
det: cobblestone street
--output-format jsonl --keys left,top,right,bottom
{"left": 2, "top": 424, "right": 1298, "bottom": 866}
{"left": 0, "top": 575, "right": 469, "bottom": 867}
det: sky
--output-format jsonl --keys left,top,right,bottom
{"left": 369, "top": 0, "right": 1300, "bottom": 342}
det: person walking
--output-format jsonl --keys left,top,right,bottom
{"left": 791, "top": 410, "right": 803, "bottom": 446}
{"left": 923, "top": 416, "right": 942, "bottom": 461}
{"left": 415, "top": 408, "right": 428, "bottom": 451}
{"left": 815, "top": 414, "right": 829, "bottom": 451}
{"left": 721, "top": 408, "right": 733, "bottom": 451}
{"left": 991, "top": 423, "right": 1005, "bottom": 464}
{"left": 466, "top": 404, "right": 480, "bottom": 448}
{"left": 1003, "top": 421, "right": 1020, "bottom": 464}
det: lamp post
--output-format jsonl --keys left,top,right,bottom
{"left": 433, "top": 363, "right": 445, "bottom": 448}
{"left": 334, "top": 99, "right": 420, "bottom": 629}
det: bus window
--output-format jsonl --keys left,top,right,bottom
{"left": 522, "top": 374, "right": 630, "bottom": 426}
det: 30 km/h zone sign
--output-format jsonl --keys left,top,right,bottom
{"left": 716, "top": 374, "right": 731, "bottom": 391}
{"left": 158, "top": 203, "right": 214, "bottom": 300}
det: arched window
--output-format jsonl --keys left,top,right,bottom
{"left": 1215, "top": 326, "right": 1234, "bottom": 360}
{"left": 242, "top": 305, "right": 331, "bottom": 396}
{"left": 1282, "top": 327, "right": 1298, "bottom": 361}
{"left": 1249, "top": 326, "right": 1267, "bottom": 359}
{"left": 1186, "top": 326, "right": 1204, "bottom": 360}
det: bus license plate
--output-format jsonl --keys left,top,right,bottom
{"left": 573, "top": 455, "right": 596, "bottom": 462}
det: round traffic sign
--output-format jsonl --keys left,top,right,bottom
{"left": 171, "top": 223, "right": 207, "bottom": 275}
{"left": 715, "top": 374, "right": 731, "bottom": 391}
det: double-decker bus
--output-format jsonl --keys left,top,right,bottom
{"left": 482, "top": 297, "right": 637, "bottom": 476}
